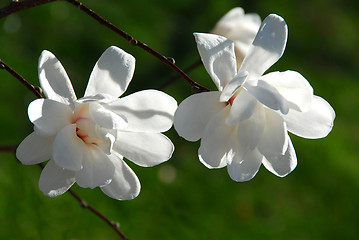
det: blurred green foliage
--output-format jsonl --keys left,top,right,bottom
{"left": 0, "top": 0, "right": 358, "bottom": 239}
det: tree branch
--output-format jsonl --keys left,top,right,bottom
{"left": 0, "top": 145, "right": 17, "bottom": 153}
{"left": 0, "top": 0, "right": 57, "bottom": 18}
{"left": 65, "top": 0, "right": 210, "bottom": 91}
{"left": 159, "top": 58, "right": 202, "bottom": 90}
{"left": 0, "top": 0, "right": 210, "bottom": 92}
{"left": 0, "top": 59, "right": 43, "bottom": 98}
{"left": 67, "top": 189, "right": 128, "bottom": 240}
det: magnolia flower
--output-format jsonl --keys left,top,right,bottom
{"left": 16, "top": 46, "right": 177, "bottom": 200}
{"left": 211, "top": 7, "right": 261, "bottom": 67}
{"left": 174, "top": 14, "right": 335, "bottom": 182}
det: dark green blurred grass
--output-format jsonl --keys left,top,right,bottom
{"left": 0, "top": 0, "right": 358, "bottom": 239}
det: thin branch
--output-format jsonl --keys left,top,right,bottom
{"left": 0, "top": 145, "right": 17, "bottom": 153}
{"left": 159, "top": 58, "right": 202, "bottom": 90}
{"left": 36, "top": 162, "right": 128, "bottom": 239}
{"left": 0, "top": 0, "right": 57, "bottom": 18}
{"left": 0, "top": 59, "right": 43, "bottom": 98}
{"left": 0, "top": 0, "right": 210, "bottom": 92}
{"left": 65, "top": 0, "right": 210, "bottom": 92}
{"left": 67, "top": 189, "right": 128, "bottom": 240}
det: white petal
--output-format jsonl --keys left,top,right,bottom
{"left": 101, "top": 153, "right": 140, "bottom": 200}
{"left": 38, "top": 50, "right": 77, "bottom": 107}
{"left": 84, "top": 46, "right": 135, "bottom": 98}
{"left": 283, "top": 96, "right": 335, "bottom": 139}
{"left": 240, "top": 14, "right": 287, "bottom": 78}
{"left": 174, "top": 91, "right": 225, "bottom": 142}
{"left": 237, "top": 103, "right": 266, "bottom": 149}
{"left": 39, "top": 160, "right": 76, "bottom": 197}
{"left": 245, "top": 80, "right": 290, "bottom": 114}
{"left": 75, "top": 146, "right": 115, "bottom": 189}
{"left": 108, "top": 90, "right": 177, "bottom": 133}
{"left": 259, "top": 71, "right": 313, "bottom": 112}
{"left": 226, "top": 89, "right": 257, "bottom": 125}
{"left": 16, "top": 132, "right": 53, "bottom": 165}
{"left": 77, "top": 93, "right": 118, "bottom": 104}
{"left": 227, "top": 148, "right": 263, "bottom": 182}
{"left": 52, "top": 124, "right": 85, "bottom": 171}
{"left": 262, "top": 138, "right": 297, "bottom": 177}
{"left": 28, "top": 99, "right": 73, "bottom": 136}
{"left": 211, "top": 8, "right": 261, "bottom": 65}
{"left": 114, "top": 131, "right": 174, "bottom": 167}
{"left": 257, "top": 109, "right": 288, "bottom": 156}
{"left": 219, "top": 71, "right": 248, "bottom": 102}
{"left": 194, "top": 33, "right": 237, "bottom": 90}
{"left": 211, "top": 8, "right": 245, "bottom": 36}
{"left": 198, "top": 106, "right": 232, "bottom": 169}
{"left": 89, "top": 102, "right": 128, "bottom": 130}
{"left": 95, "top": 128, "right": 117, "bottom": 155}
{"left": 212, "top": 8, "right": 260, "bottom": 45}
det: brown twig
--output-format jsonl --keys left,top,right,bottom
{"left": 0, "top": 59, "right": 43, "bottom": 98}
{"left": 159, "top": 58, "right": 203, "bottom": 90}
{"left": 0, "top": 0, "right": 210, "bottom": 92}
{"left": 0, "top": 145, "right": 17, "bottom": 153}
{"left": 37, "top": 163, "right": 129, "bottom": 239}
{"left": 67, "top": 189, "right": 128, "bottom": 240}
{"left": 65, "top": 0, "right": 209, "bottom": 92}
{"left": 0, "top": 0, "right": 57, "bottom": 18}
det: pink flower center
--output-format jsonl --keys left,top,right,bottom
{"left": 73, "top": 104, "right": 101, "bottom": 145}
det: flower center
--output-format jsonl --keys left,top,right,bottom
{"left": 73, "top": 104, "right": 101, "bottom": 145}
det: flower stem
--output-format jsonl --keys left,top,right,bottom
{"left": 0, "top": 59, "right": 43, "bottom": 98}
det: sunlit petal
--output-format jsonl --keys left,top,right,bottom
{"left": 257, "top": 109, "right": 288, "bottom": 156}
{"left": 101, "top": 153, "right": 141, "bottom": 200}
{"left": 198, "top": 106, "right": 232, "bottom": 169}
{"left": 38, "top": 50, "right": 77, "bottom": 107}
{"left": 84, "top": 46, "right": 135, "bottom": 98}
{"left": 194, "top": 33, "right": 237, "bottom": 90}
{"left": 39, "top": 160, "right": 76, "bottom": 197}
{"left": 89, "top": 102, "right": 128, "bottom": 130}
{"left": 114, "top": 131, "right": 174, "bottom": 167}
{"left": 284, "top": 96, "right": 335, "bottom": 139}
{"left": 109, "top": 90, "right": 177, "bottom": 133}
{"left": 237, "top": 103, "right": 265, "bottom": 149}
{"left": 174, "top": 91, "right": 225, "bottom": 142}
{"left": 16, "top": 132, "right": 53, "bottom": 165}
{"left": 227, "top": 148, "right": 263, "bottom": 182}
{"left": 219, "top": 71, "right": 248, "bottom": 102}
{"left": 52, "top": 124, "right": 85, "bottom": 171}
{"left": 226, "top": 89, "right": 257, "bottom": 125}
{"left": 259, "top": 71, "right": 313, "bottom": 112}
{"left": 75, "top": 146, "right": 115, "bottom": 189}
{"left": 28, "top": 99, "right": 73, "bottom": 136}
{"left": 240, "top": 14, "right": 287, "bottom": 79}
{"left": 262, "top": 138, "right": 297, "bottom": 177}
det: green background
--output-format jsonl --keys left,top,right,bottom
{"left": 0, "top": 0, "right": 358, "bottom": 239}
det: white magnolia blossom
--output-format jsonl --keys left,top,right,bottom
{"left": 174, "top": 14, "right": 335, "bottom": 182}
{"left": 211, "top": 7, "right": 261, "bottom": 67}
{"left": 16, "top": 46, "right": 177, "bottom": 200}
